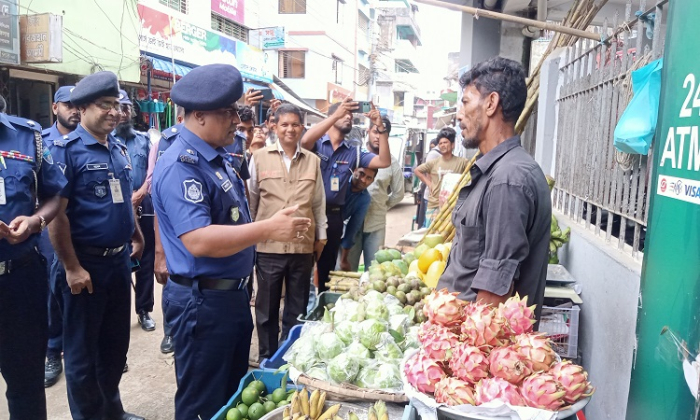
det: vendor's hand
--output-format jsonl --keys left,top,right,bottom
{"left": 314, "top": 240, "right": 326, "bottom": 261}
{"left": 154, "top": 251, "right": 169, "bottom": 285}
{"left": 267, "top": 205, "right": 311, "bottom": 243}
{"left": 66, "top": 265, "right": 93, "bottom": 295}
{"left": 131, "top": 189, "right": 146, "bottom": 207}
{"left": 332, "top": 97, "right": 358, "bottom": 120}
{"left": 244, "top": 88, "right": 264, "bottom": 107}
{"left": 5, "top": 215, "right": 39, "bottom": 245}
{"left": 131, "top": 238, "right": 144, "bottom": 261}
{"left": 340, "top": 258, "right": 351, "bottom": 272}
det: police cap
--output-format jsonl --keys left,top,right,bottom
{"left": 170, "top": 64, "right": 243, "bottom": 111}
{"left": 54, "top": 86, "right": 74, "bottom": 103}
{"left": 119, "top": 89, "right": 132, "bottom": 105}
{"left": 70, "top": 71, "right": 120, "bottom": 106}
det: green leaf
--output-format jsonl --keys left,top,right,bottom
{"left": 389, "top": 329, "right": 404, "bottom": 343}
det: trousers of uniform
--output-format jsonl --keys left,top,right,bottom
{"left": 163, "top": 279, "right": 253, "bottom": 420}
{"left": 255, "top": 253, "right": 313, "bottom": 360}
{"left": 346, "top": 227, "right": 386, "bottom": 272}
{"left": 316, "top": 206, "right": 343, "bottom": 293}
{"left": 53, "top": 249, "right": 131, "bottom": 420}
{"left": 134, "top": 195, "right": 155, "bottom": 314}
{"left": 39, "top": 231, "right": 63, "bottom": 357}
{"left": 0, "top": 250, "right": 48, "bottom": 420}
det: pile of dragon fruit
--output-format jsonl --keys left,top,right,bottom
{"left": 403, "top": 289, "right": 594, "bottom": 411}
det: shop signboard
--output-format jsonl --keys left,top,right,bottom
{"left": 19, "top": 13, "right": 62, "bottom": 63}
{"left": 212, "top": 0, "right": 244, "bottom": 25}
{"left": 138, "top": 4, "right": 272, "bottom": 82}
{"left": 626, "top": 0, "right": 700, "bottom": 418}
{"left": 0, "top": 0, "right": 19, "bottom": 65}
{"left": 258, "top": 26, "right": 285, "bottom": 49}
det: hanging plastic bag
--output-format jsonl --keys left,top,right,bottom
{"left": 614, "top": 58, "right": 663, "bottom": 155}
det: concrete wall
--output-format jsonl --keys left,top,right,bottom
{"left": 499, "top": 21, "right": 526, "bottom": 64}
{"left": 555, "top": 214, "right": 641, "bottom": 420}
{"left": 21, "top": 0, "right": 141, "bottom": 81}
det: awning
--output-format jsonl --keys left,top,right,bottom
{"left": 270, "top": 77, "right": 325, "bottom": 118}
{"left": 243, "top": 82, "right": 284, "bottom": 100}
{"left": 144, "top": 54, "right": 195, "bottom": 81}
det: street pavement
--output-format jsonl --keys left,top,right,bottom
{"left": 0, "top": 196, "right": 417, "bottom": 419}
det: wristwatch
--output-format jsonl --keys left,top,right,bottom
{"left": 376, "top": 126, "right": 387, "bottom": 134}
{"left": 36, "top": 215, "right": 47, "bottom": 231}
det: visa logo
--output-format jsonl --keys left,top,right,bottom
{"left": 684, "top": 185, "right": 700, "bottom": 198}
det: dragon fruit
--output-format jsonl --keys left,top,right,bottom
{"left": 434, "top": 377, "right": 476, "bottom": 406}
{"left": 419, "top": 324, "right": 459, "bottom": 362}
{"left": 474, "top": 377, "right": 526, "bottom": 406}
{"left": 514, "top": 333, "right": 557, "bottom": 372}
{"left": 424, "top": 289, "right": 465, "bottom": 327}
{"left": 404, "top": 351, "right": 447, "bottom": 393}
{"left": 520, "top": 372, "right": 567, "bottom": 410}
{"left": 448, "top": 343, "right": 489, "bottom": 385}
{"left": 497, "top": 294, "right": 536, "bottom": 337}
{"left": 461, "top": 303, "right": 505, "bottom": 350}
{"left": 488, "top": 346, "right": 532, "bottom": 384}
{"left": 550, "top": 361, "right": 594, "bottom": 404}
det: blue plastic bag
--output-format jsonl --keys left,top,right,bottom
{"left": 614, "top": 58, "right": 663, "bottom": 155}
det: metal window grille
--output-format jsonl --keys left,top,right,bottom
{"left": 211, "top": 13, "right": 248, "bottom": 43}
{"left": 552, "top": 0, "right": 667, "bottom": 259}
{"left": 358, "top": 13, "right": 370, "bottom": 40}
{"left": 159, "top": 0, "right": 187, "bottom": 14}
{"left": 279, "top": 51, "right": 306, "bottom": 79}
{"left": 279, "top": 0, "right": 306, "bottom": 14}
{"left": 358, "top": 65, "right": 370, "bottom": 85}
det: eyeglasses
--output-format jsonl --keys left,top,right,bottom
{"left": 93, "top": 101, "right": 121, "bottom": 112}
{"left": 208, "top": 107, "right": 240, "bottom": 120}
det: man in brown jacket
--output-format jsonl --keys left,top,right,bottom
{"left": 248, "top": 104, "right": 328, "bottom": 361}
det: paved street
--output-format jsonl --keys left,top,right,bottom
{"left": 0, "top": 196, "right": 417, "bottom": 419}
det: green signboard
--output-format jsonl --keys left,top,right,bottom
{"left": 627, "top": 0, "right": 700, "bottom": 417}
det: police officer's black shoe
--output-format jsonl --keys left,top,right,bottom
{"left": 44, "top": 354, "right": 63, "bottom": 388}
{"left": 137, "top": 311, "right": 156, "bottom": 331}
{"left": 160, "top": 335, "right": 174, "bottom": 354}
{"left": 119, "top": 412, "right": 145, "bottom": 420}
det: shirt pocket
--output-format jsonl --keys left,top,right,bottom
{"left": 455, "top": 222, "right": 484, "bottom": 270}
{"left": 81, "top": 169, "right": 110, "bottom": 199}
{"left": 131, "top": 153, "right": 148, "bottom": 169}
{"left": 295, "top": 172, "right": 317, "bottom": 204}
{"left": 3, "top": 160, "right": 34, "bottom": 207}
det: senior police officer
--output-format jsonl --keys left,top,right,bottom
{"left": 114, "top": 89, "right": 157, "bottom": 332}
{"left": 0, "top": 112, "right": 66, "bottom": 418}
{"left": 48, "top": 71, "right": 146, "bottom": 420}
{"left": 41, "top": 85, "right": 80, "bottom": 388}
{"left": 153, "top": 63, "right": 311, "bottom": 420}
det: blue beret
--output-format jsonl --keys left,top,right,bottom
{"left": 119, "top": 89, "right": 132, "bottom": 105}
{"left": 70, "top": 71, "right": 120, "bottom": 106}
{"left": 170, "top": 64, "right": 243, "bottom": 111}
{"left": 54, "top": 86, "right": 74, "bottom": 103}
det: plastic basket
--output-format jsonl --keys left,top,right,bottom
{"left": 297, "top": 291, "right": 342, "bottom": 323}
{"left": 211, "top": 369, "right": 298, "bottom": 420}
{"left": 260, "top": 324, "right": 302, "bottom": 372}
{"left": 537, "top": 305, "right": 580, "bottom": 359}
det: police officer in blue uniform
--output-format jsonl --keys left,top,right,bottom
{"left": 152, "top": 63, "right": 311, "bottom": 420}
{"left": 41, "top": 85, "right": 79, "bottom": 388}
{"left": 48, "top": 71, "right": 145, "bottom": 420}
{"left": 0, "top": 111, "right": 66, "bottom": 419}
{"left": 114, "top": 89, "right": 157, "bottom": 332}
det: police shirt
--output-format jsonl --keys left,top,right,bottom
{"left": 39, "top": 123, "right": 68, "bottom": 259}
{"left": 49, "top": 124, "right": 135, "bottom": 248}
{"left": 0, "top": 114, "right": 66, "bottom": 259}
{"left": 41, "top": 122, "right": 62, "bottom": 143}
{"left": 314, "top": 134, "right": 375, "bottom": 206}
{"left": 152, "top": 126, "right": 254, "bottom": 279}
{"left": 158, "top": 123, "right": 182, "bottom": 162}
{"left": 115, "top": 128, "right": 150, "bottom": 191}
{"left": 224, "top": 133, "right": 250, "bottom": 181}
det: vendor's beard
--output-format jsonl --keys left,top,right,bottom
{"left": 115, "top": 122, "right": 133, "bottom": 139}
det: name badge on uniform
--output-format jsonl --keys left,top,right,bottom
{"left": 0, "top": 177, "right": 5, "bottom": 205}
{"left": 109, "top": 178, "right": 124, "bottom": 204}
{"left": 221, "top": 179, "right": 233, "bottom": 193}
{"left": 230, "top": 206, "right": 240, "bottom": 222}
{"left": 87, "top": 163, "right": 108, "bottom": 171}
{"left": 330, "top": 175, "right": 340, "bottom": 192}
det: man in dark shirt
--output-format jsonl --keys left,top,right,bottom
{"left": 339, "top": 167, "right": 377, "bottom": 271}
{"left": 437, "top": 57, "right": 551, "bottom": 320}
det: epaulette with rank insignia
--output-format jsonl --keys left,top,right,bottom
{"left": 179, "top": 148, "right": 198, "bottom": 165}
{"left": 6, "top": 115, "right": 42, "bottom": 132}
{"left": 52, "top": 131, "right": 80, "bottom": 148}
{"left": 41, "top": 128, "right": 52, "bottom": 139}
{"left": 161, "top": 125, "right": 180, "bottom": 140}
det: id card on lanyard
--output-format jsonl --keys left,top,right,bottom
{"left": 109, "top": 173, "right": 124, "bottom": 204}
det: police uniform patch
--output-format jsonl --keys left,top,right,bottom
{"left": 221, "top": 179, "right": 232, "bottom": 192}
{"left": 180, "top": 155, "right": 196, "bottom": 164}
{"left": 53, "top": 139, "right": 65, "bottom": 147}
{"left": 95, "top": 185, "right": 107, "bottom": 198}
{"left": 183, "top": 179, "right": 203, "bottom": 203}
{"left": 230, "top": 206, "right": 239, "bottom": 222}
{"left": 42, "top": 148, "right": 53, "bottom": 164}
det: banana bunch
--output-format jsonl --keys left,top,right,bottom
{"left": 283, "top": 389, "right": 340, "bottom": 420}
{"left": 549, "top": 215, "right": 571, "bottom": 264}
{"left": 367, "top": 401, "right": 388, "bottom": 420}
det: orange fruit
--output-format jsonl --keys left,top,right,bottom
{"left": 418, "top": 248, "right": 442, "bottom": 274}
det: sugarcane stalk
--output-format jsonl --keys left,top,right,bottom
{"left": 329, "top": 271, "right": 362, "bottom": 278}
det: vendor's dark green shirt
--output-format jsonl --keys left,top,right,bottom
{"left": 437, "top": 136, "right": 551, "bottom": 320}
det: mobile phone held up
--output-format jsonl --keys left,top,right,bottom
{"left": 260, "top": 89, "right": 275, "bottom": 101}
{"left": 355, "top": 101, "right": 372, "bottom": 114}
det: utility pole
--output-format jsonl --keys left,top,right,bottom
{"left": 368, "top": 8, "right": 378, "bottom": 103}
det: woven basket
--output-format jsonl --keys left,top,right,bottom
{"left": 295, "top": 375, "right": 409, "bottom": 403}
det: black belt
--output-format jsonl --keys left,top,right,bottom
{"left": 170, "top": 275, "right": 249, "bottom": 291}
{"left": 77, "top": 244, "right": 126, "bottom": 257}
{"left": 326, "top": 205, "right": 342, "bottom": 213}
{"left": 0, "top": 250, "right": 37, "bottom": 276}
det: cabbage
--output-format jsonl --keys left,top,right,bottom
{"left": 389, "top": 314, "right": 410, "bottom": 335}
{"left": 402, "top": 325, "right": 420, "bottom": 351}
{"left": 387, "top": 303, "right": 405, "bottom": 316}
{"left": 354, "top": 365, "right": 378, "bottom": 389}
{"left": 383, "top": 293, "right": 402, "bottom": 307}
{"left": 374, "top": 363, "right": 402, "bottom": 390}
{"left": 374, "top": 333, "right": 403, "bottom": 363}
{"left": 365, "top": 300, "right": 389, "bottom": 321}
{"left": 316, "top": 332, "right": 345, "bottom": 361}
{"left": 306, "top": 364, "right": 329, "bottom": 381}
{"left": 327, "top": 353, "right": 359, "bottom": 384}
{"left": 359, "top": 319, "right": 387, "bottom": 350}
{"left": 362, "top": 289, "right": 384, "bottom": 304}
{"left": 346, "top": 341, "right": 372, "bottom": 366}
{"left": 334, "top": 321, "right": 358, "bottom": 345}
{"left": 287, "top": 339, "right": 320, "bottom": 372}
